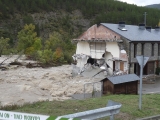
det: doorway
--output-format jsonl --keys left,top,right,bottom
{"left": 134, "top": 61, "right": 155, "bottom": 75}
{"left": 120, "top": 62, "right": 124, "bottom": 71}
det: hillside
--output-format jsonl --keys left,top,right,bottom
{"left": 0, "top": 0, "right": 160, "bottom": 60}
{"left": 145, "top": 4, "right": 160, "bottom": 9}
{"left": 0, "top": 0, "right": 160, "bottom": 37}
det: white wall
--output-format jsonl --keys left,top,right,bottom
{"left": 106, "top": 42, "right": 120, "bottom": 59}
{"left": 90, "top": 42, "right": 106, "bottom": 59}
{"left": 76, "top": 41, "right": 90, "bottom": 56}
{"left": 76, "top": 41, "right": 119, "bottom": 59}
{"left": 75, "top": 41, "right": 128, "bottom": 75}
{"left": 76, "top": 56, "right": 88, "bottom": 69}
{"left": 105, "top": 52, "right": 113, "bottom": 75}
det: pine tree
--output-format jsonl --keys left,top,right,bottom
{"left": 17, "top": 24, "right": 42, "bottom": 55}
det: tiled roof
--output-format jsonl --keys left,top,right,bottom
{"left": 73, "top": 24, "right": 122, "bottom": 42}
{"left": 101, "top": 23, "right": 160, "bottom": 41}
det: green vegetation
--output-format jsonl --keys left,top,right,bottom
{"left": 16, "top": 24, "right": 73, "bottom": 65}
{"left": 0, "top": 0, "right": 160, "bottom": 65}
{"left": 1, "top": 94, "right": 160, "bottom": 120}
{"left": 0, "top": 0, "right": 160, "bottom": 26}
{"left": 17, "top": 24, "right": 42, "bottom": 55}
{"left": 0, "top": 37, "right": 10, "bottom": 57}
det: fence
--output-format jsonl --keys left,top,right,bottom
{"left": 83, "top": 81, "right": 102, "bottom": 99}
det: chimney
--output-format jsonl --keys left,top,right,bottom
{"left": 155, "top": 26, "right": 159, "bottom": 31}
{"left": 146, "top": 26, "right": 151, "bottom": 32}
{"left": 119, "top": 21, "right": 125, "bottom": 27}
{"left": 139, "top": 23, "right": 145, "bottom": 30}
{"left": 118, "top": 21, "right": 127, "bottom": 31}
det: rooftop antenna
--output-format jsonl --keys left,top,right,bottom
{"left": 143, "top": 12, "right": 147, "bottom": 26}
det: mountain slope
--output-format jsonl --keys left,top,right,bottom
{"left": 0, "top": 0, "right": 160, "bottom": 47}
{"left": 145, "top": 4, "right": 160, "bottom": 9}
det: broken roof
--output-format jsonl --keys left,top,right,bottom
{"left": 102, "top": 74, "right": 140, "bottom": 84}
{"left": 73, "top": 24, "right": 122, "bottom": 42}
{"left": 101, "top": 23, "right": 160, "bottom": 42}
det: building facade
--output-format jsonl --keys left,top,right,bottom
{"left": 73, "top": 22, "right": 160, "bottom": 77}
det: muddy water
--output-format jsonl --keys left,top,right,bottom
{"left": 0, "top": 55, "right": 102, "bottom": 106}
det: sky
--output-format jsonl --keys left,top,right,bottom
{"left": 117, "top": 0, "right": 160, "bottom": 6}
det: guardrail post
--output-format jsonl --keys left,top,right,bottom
{"left": 107, "top": 100, "right": 122, "bottom": 120}
{"left": 110, "top": 115, "right": 114, "bottom": 120}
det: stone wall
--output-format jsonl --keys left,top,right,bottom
{"left": 119, "top": 39, "right": 160, "bottom": 74}
{"left": 130, "top": 43, "right": 159, "bottom": 63}
{"left": 118, "top": 37, "right": 130, "bottom": 73}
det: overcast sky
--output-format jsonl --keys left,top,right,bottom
{"left": 117, "top": 0, "right": 160, "bottom": 6}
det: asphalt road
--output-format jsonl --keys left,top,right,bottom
{"left": 141, "top": 77, "right": 160, "bottom": 94}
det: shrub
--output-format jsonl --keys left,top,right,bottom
{"left": 53, "top": 47, "right": 64, "bottom": 64}
{"left": 37, "top": 49, "right": 53, "bottom": 64}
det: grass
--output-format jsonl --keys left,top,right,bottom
{"left": 1, "top": 94, "right": 160, "bottom": 120}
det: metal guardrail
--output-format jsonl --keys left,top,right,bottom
{"left": 0, "top": 100, "right": 121, "bottom": 120}
{"left": 60, "top": 100, "right": 122, "bottom": 120}
{"left": 136, "top": 115, "right": 160, "bottom": 120}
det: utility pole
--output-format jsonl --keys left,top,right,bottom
{"left": 144, "top": 12, "right": 147, "bottom": 26}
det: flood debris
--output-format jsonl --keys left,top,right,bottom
{"left": 72, "top": 53, "right": 110, "bottom": 78}
{"left": 71, "top": 50, "right": 128, "bottom": 78}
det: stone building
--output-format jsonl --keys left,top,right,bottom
{"left": 72, "top": 22, "right": 160, "bottom": 77}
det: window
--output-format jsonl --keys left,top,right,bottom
{"left": 151, "top": 43, "right": 154, "bottom": 56}
{"left": 134, "top": 43, "right": 137, "bottom": 58}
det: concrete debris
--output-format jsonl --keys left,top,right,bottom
{"left": 72, "top": 53, "right": 110, "bottom": 78}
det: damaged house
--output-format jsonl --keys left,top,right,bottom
{"left": 72, "top": 22, "right": 160, "bottom": 77}
{"left": 72, "top": 23, "right": 128, "bottom": 78}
